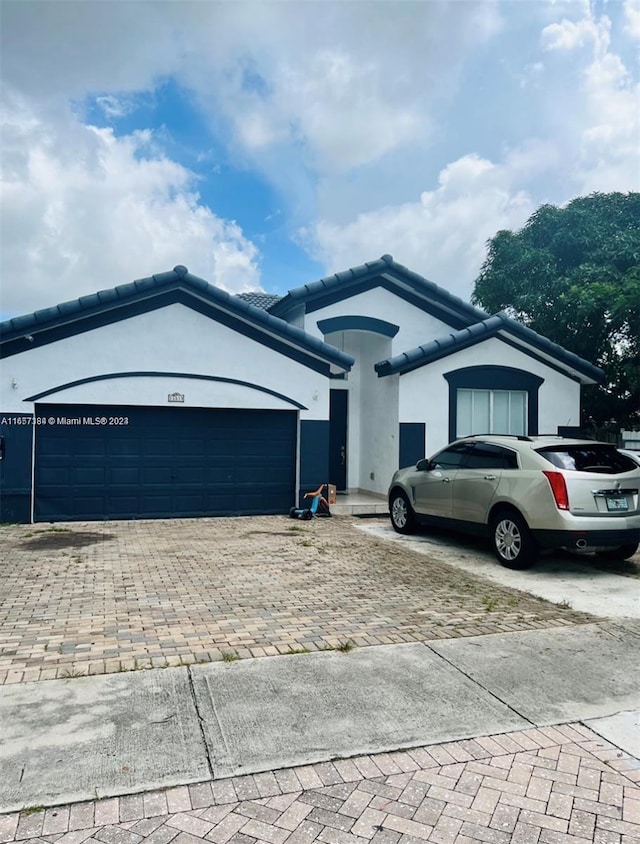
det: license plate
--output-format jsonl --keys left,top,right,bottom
{"left": 606, "top": 496, "right": 628, "bottom": 511}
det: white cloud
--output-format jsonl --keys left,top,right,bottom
{"left": 0, "top": 0, "right": 637, "bottom": 317}
{"left": 0, "top": 95, "right": 260, "bottom": 316}
{"left": 538, "top": 5, "right": 639, "bottom": 194}
{"left": 267, "top": 49, "right": 424, "bottom": 172}
{"left": 0, "top": 0, "right": 180, "bottom": 102}
{"left": 2, "top": 1, "right": 503, "bottom": 178}
{"left": 303, "top": 150, "right": 545, "bottom": 300}
{"left": 541, "top": 15, "right": 605, "bottom": 51}
{"left": 169, "top": 1, "right": 503, "bottom": 177}
{"left": 96, "top": 95, "right": 133, "bottom": 119}
{"left": 0, "top": 0, "right": 506, "bottom": 315}
{"left": 301, "top": 2, "right": 637, "bottom": 299}
{"left": 624, "top": 0, "right": 640, "bottom": 40}
{"left": 577, "top": 47, "right": 638, "bottom": 189}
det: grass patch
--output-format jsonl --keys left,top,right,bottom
{"left": 336, "top": 639, "right": 355, "bottom": 653}
{"left": 286, "top": 646, "right": 311, "bottom": 655}
{"left": 481, "top": 596, "right": 500, "bottom": 612}
{"left": 21, "top": 806, "right": 44, "bottom": 816}
{"left": 60, "top": 667, "right": 85, "bottom": 679}
{"left": 222, "top": 650, "right": 239, "bottom": 662}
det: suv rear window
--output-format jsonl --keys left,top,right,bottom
{"left": 536, "top": 445, "right": 638, "bottom": 474}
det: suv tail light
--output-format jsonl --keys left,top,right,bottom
{"left": 543, "top": 470, "right": 569, "bottom": 510}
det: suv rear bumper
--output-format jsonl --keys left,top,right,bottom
{"left": 533, "top": 527, "right": 640, "bottom": 550}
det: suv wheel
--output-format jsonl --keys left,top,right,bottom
{"left": 390, "top": 490, "right": 415, "bottom": 534}
{"left": 596, "top": 543, "right": 639, "bottom": 561}
{"left": 491, "top": 510, "right": 538, "bottom": 569}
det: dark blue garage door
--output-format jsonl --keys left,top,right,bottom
{"left": 34, "top": 404, "right": 297, "bottom": 521}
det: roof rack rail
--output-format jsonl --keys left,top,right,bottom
{"left": 457, "top": 433, "right": 533, "bottom": 442}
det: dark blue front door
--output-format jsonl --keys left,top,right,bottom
{"left": 329, "top": 389, "right": 348, "bottom": 492}
{"left": 34, "top": 404, "right": 297, "bottom": 521}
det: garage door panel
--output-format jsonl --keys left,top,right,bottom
{"left": 35, "top": 493, "right": 67, "bottom": 519}
{"left": 35, "top": 405, "right": 296, "bottom": 521}
{"left": 139, "top": 494, "right": 173, "bottom": 513}
{"left": 206, "top": 442, "right": 236, "bottom": 457}
{"left": 106, "top": 496, "right": 138, "bottom": 514}
{"left": 177, "top": 440, "right": 205, "bottom": 457}
{"left": 38, "top": 437, "right": 71, "bottom": 458}
{"left": 110, "top": 439, "right": 141, "bottom": 456}
{"left": 110, "top": 467, "right": 139, "bottom": 484}
{"left": 235, "top": 465, "right": 291, "bottom": 483}
{"left": 72, "top": 438, "right": 105, "bottom": 457}
{"left": 39, "top": 467, "right": 70, "bottom": 484}
{"left": 75, "top": 467, "right": 105, "bottom": 484}
{"left": 74, "top": 495, "right": 106, "bottom": 517}
{"left": 236, "top": 466, "right": 262, "bottom": 483}
{"left": 206, "top": 469, "right": 235, "bottom": 485}
{"left": 174, "top": 493, "right": 206, "bottom": 511}
{"left": 143, "top": 439, "right": 172, "bottom": 456}
{"left": 176, "top": 468, "right": 205, "bottom": 484}
{"left": 235, "top": 491, "right": 283, "bottom": 511}
{"left": 242, "top": 443, "right": 271, "bottom": 457}
{"left": 141, "top": 467, "right": 172, "bottom": 484}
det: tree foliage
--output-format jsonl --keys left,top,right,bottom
{"left": 472, "top": 192, "right": 640, "bottom": 428}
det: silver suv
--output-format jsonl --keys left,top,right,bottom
{"left": 388, "top": 435, "right": 640, "bottom": 568}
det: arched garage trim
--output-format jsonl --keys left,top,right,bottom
{"left": 25, "top": 371, "right": 307, "bottom": 410}
{"left": 317, "top": 316, "right": 399, "bottom": 338}
{"left": 444, "top": 365, "right": 543, "bottom": 442}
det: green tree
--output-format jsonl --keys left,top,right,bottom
{"left": 472, "top": 192, "right": 640, "bottom": 429}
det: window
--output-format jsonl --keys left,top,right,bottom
{"left": 537, "top": 445, "right": 637, "bottom": 474}
{"left": 465, "top": 442, "right": 519, "bottom": 470}
{"left": 444, "top": 365, "right": 543, "bottom": 443}
{"left": 431, "top": 442, "right": 471, "bottom": 469}
{"left": 457, "top": 389, "right": 527, "bottom": 437}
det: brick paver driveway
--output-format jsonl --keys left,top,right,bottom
{"left": 0, "top": 516, "right": 591, "bottom": 685}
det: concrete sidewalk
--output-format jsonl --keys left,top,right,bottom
{"left": 1, "top": 622, "right": 639, "bottom": 815}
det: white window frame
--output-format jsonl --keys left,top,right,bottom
{"left": 457, "top": 388, "right": 528, "bottom": 437}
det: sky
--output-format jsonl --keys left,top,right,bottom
{"left": 1, "top": 0, "right": 639, "bottom": 320}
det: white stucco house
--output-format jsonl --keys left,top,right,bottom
{"left": 0, "top": 254, "right": 602, "bottom": 523}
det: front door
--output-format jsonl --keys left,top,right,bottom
{"left": 329, "top": 389, "right": 348, "bottom": 491}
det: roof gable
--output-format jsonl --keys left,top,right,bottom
{"left": 0, "top": 266, "right": 354, "bottom": 374}
{"left": 374, "top": 314, "right": 604, "bottom": 384}
{"left": 269, "top": 254, "right": 489, "bottom": 330}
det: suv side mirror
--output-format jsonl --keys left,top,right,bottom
{"left": 416, "top": 458, "right": 430, "bottom": 471}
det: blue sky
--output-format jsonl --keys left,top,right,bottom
{"left": 1, "top": 0, "right": 638, "bottom": 319}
